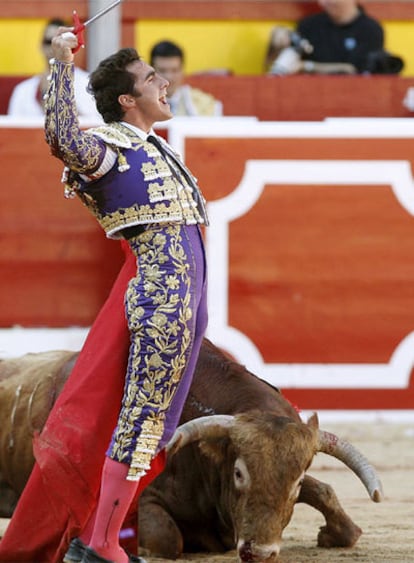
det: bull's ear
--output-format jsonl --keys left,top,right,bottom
{"left": 307, "top": 412, "right": 319, "bottom": 430}
{"left": 199, "top": 437, "right": 227, "bottom": 464}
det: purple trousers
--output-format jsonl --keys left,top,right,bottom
{"left": 107, "top": 224, "right": 207, "bottom": 480}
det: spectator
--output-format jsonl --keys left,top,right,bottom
{"left": 8, "top": 18, "right": 100, "bottom": 120}
{"left": 266, "top": 0, "right": 402, "bottom": 76}
{"left": 150, "top": 40, "right": 223, "bottom": 116}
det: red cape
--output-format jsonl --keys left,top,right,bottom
{"left": 0, "top": 242, "right": 166, "bottom": 562}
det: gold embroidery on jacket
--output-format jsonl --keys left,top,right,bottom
{"left": 81, "top": 125, "right": 206, "bottom": 236}
{"left": 109, "top": 225, "right": 193, "bottom": 479}
{"left": 44, "top": 61, "right": 102, "bottom": 174}
{"left": 45, "top": 77, "right": 207, "bottom": 236}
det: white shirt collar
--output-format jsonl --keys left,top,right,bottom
{"left": 120, "top": 121, "right": 154, "bottom": 140}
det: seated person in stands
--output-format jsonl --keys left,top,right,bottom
{"left": 266, "top": 0, "right": 403, "bottom": 76}
{"left": 8, "top": 18, "right": 100, "bottom": 120}
{"left": 150, "top": 40, "right": 223, "bottom": 116}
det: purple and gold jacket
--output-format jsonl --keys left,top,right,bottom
{"left": 44, "top": 60, "right": 208, "bottom": 238}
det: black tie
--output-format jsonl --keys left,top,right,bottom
{"left": 147, "top": 134, "right": 168, "bottom": 158}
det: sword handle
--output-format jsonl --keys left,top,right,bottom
{"left": 71, "top": 10, "right": 85, "bottom": 53}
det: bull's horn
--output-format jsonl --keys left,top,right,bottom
{"left": 318, "top": 430, "right": 383, "bottom": 503}
{"left": 166, "top": 415, "right": 234, "bottom": 456}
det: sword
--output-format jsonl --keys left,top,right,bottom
{"left": 63, "top": 0, "right": 122, "bottom": 52}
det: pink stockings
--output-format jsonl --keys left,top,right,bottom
{"left": 80, "top": 457, "right": 139, "bottom": 563}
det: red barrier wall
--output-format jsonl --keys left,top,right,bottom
{"left": 172, "top": 118, "right": 414, "bottom": 411}
{"left": 0, "top": 127, "right": 124, "bottom": 327}
{"left": 2, "top": 117, "right": 414, "bottom": 411}
{"left": 3, "top": 75, "right": 414, "bottom": 120}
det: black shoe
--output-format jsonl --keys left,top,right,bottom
{"left": 128, "top": 555, "right": 147, "bottom": 563}
{"left": 63, "top": 538, "right": 86, "bottom": 563}
{"left": 81, "top": 546, "right": 147, "bottom": 563}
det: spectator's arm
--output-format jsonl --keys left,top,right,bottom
{"left": 299, "top": 60, "right": 357, "bottom": 75}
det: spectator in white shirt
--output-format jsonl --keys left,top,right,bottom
{"left": 8, "top": 18, "right": 100, "bottom": 120}
{"left": 150, "top": 40, "right": 223, "bottom": 117}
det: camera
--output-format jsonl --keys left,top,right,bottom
{"left": 269, "top": 31, "right": 313, "bottom": 76}
{"left": 289, "top": 32, "right": 314, "bottom": 56}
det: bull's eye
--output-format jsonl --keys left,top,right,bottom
{"left": 234, "top": 458, "right": 250, "bottom": 491}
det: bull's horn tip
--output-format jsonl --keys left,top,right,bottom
{"left": 372, "top": 488, "right": 383, "bottom": 503}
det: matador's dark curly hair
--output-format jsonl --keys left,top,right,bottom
{"left": 88, "top": 47, "right": 141, "bottom": 123}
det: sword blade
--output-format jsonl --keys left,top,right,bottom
{"left": 83, "top": 0, "right": 122, "bottom": 28}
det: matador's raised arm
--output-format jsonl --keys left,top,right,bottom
{"left": 44, "top": 28, "right": 108, "bottom": 176}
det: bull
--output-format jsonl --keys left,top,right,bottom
{"left": 0, "top": 339, "right": 382, "bottom": 562}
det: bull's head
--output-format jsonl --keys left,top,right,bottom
{"left": 167, "top": 411, "right": 383, "bottom": 563}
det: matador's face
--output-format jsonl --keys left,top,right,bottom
{"left": 124, "top": 59, "right": 173, "bottom": 129}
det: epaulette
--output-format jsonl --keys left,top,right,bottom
{"left": 88, "top": 123, "right": 133, "bottom": 149}
{"left": 87, "top": 122, "right": 148, "bottom": 172}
